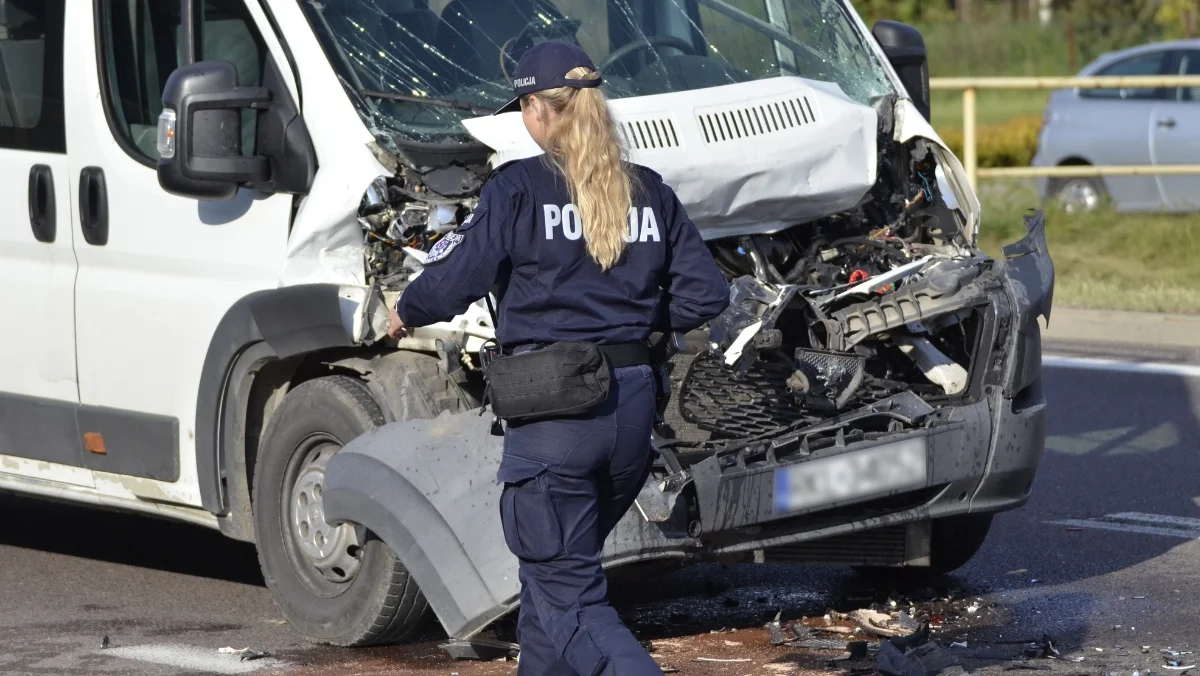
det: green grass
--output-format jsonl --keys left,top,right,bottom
{"left": 930, "top": 89, "right": 1049, "bottom": 130}
{"left": 977, "top": 183, "right": 1200, "bottom": 314}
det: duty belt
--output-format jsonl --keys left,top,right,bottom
{"left": 599, "top": 342, "right": 652, "bottom": 368}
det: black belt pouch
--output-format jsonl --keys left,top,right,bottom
{"left": 484, "top": 342, "right": 611, "bottom": 423}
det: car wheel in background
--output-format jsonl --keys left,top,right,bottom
{"left": 1051, "top": 176, "right": 1105, "bottom": 214}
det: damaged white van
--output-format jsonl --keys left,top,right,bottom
{"left": 0, "top": 0, "right": 1052, "bottom": 649}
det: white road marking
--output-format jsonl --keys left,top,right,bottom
{"left": 1042, "top": 355, "right": 1200, "bottom": 379}
{"left": 1108, "top": 512, "right": 1200, "bottom": 530}
{"left": 101, "top": 644, "right": 280, "bottom": 674}
{"left": 1049, "top": 512, "right": 1200, "bottom": 539}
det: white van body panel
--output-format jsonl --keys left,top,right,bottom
{"left": 61, "top": 1, "right": 295, "bottom": 508}
{"left": 267, "top": 0, "right": 385, "bottom": 289}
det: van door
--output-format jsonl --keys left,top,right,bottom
{"left": 0, "top": 0, "right": 94, "bottom": 488}
{"left": 62, "top": 0, "right": 292, "bottom": 500}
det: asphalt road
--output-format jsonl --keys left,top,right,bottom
{"left": 3, "top": 344, "right": 1200, "bottom": 675}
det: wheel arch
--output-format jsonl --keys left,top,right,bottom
{"left": 197, "top": 284, "right": 471, "bottom": 543}
{"left": 195, "top": 284, "right": 359, "bottom": 539}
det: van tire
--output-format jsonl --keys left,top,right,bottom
{"left": 253, "top": 375, "right": 428, "bottom": 646}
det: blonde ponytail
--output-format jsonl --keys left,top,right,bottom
{"left": 527, "top": 67, "right": 635, "bottom": 271}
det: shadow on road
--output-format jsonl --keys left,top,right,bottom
{"left": 0, "top": 492, "right": 264, "bottom": 586}
{"left": 960, "top": 367, "right": 1200, "bottom": 589}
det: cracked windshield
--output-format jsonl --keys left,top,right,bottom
{"left": 298, "top": 0, "right": 894, "bottom": 149}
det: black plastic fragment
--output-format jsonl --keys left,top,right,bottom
{"left": 440, "top": 638, "right": 521, "bottom": 661}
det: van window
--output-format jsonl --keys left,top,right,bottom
{"left": 0, "top": 0, "right": 66, "bottom": 153}
{"left": 98, "top": 0, "right": 267, "bottom": 163}
{"left": 1081, "top": 51, "right": 1169, "bottom": 101}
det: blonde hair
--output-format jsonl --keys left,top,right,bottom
{"left": 524, "top": 67, "right": 635, "bottom": 271}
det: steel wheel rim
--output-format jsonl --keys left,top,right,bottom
{"left": 282, "top": 433, "right": 364, "bottom": 596}
{"left": 1058, "top": 179, "right": 1100, "bottom": 214}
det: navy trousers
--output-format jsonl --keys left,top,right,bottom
{"left": 497, "top": 364, "right": 664, "bottom": 676}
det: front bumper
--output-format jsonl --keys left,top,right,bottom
{"left": 324, "top": 213, "right": 1054, "bottom": 639}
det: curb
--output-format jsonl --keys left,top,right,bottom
{"left": 1044, "top": 307, "right": 1200, "bottom": 350}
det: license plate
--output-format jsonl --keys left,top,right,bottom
{"left": 773, "top": 438, "right": 928, "bottom": 514}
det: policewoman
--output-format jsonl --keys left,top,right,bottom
{"left": 387, "top": 42, "right": 729, "bottom": 676}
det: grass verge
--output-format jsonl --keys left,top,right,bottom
{"left": 977, "top": 183, "right": 1200, "bottom": 315}
{"left": 931, "top": 90, "right": 1049, "bottom": 130}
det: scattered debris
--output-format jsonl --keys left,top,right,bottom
{"left": 951, "top": 642, "right": 969, "bottom": 649}
{"left": 846, "top": 609, "right": 920, "bottom": 638}
{"left": 1134, "top": 596, "right": 1147, "bottom": 600}
{"left": 1164, "top": 662, "right": 1196, "bottom": 671}
{"left": 240, "top": 651, "right": 270, "bottom": 662}
{"left": 1004, "top": 665, "right": 1052, "bottom": 672}
{"left": 724, "top": 640, "right": 742, "bottom": 647}
{"left": 218, "top": 647, "right": 250, "bottom": 655}
{"left": 967, "top": 605, "right": 980, "bottom": 615}
{"left": 694, "top": 657, "right": 752, "bottom": 663}
{"left": 767, "top": 618, "right": 788, "bottom": 646}
{"left": 877, "top": 638, "right": 962, "bottom": 676}
{"left": 101, "top": 636, "right": 110, "bottom": 650}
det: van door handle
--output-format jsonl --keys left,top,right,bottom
{"left": 1158, "top": 118, "right": 1177, "bottom": 129}
{"left": 79, "top": 166, "right": 109, "bottom": 246}
{"left": 28, "top": 164, "right": 56, "bottom": 243}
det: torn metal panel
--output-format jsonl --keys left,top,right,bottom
{"left": 266, "top": 0, "right": 387, "bottom": 288}
{"left": 463, "top": 77, "right": 878, "bottom": 240}
{"left": 894, "top": 99, "right": 981, "bottom": 245}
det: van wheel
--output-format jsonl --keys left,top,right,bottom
{"left": 253, "top": 375, "right": 427, "bottom": 646}
{"left": 854, "top": 515, "right": 994, "bottom": 581}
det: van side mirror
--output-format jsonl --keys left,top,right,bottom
{"left": 872, "top": 21, "right": 931, "bottom": 123}
{"left": 157, "top": 59, "right": 315, "bottom": 201}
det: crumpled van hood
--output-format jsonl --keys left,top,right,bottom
{"left": 462, "top": 77, "right": 878, "bottom": 240}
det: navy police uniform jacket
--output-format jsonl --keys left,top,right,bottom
{"left": 395, "top": 157, "right": 729, "bottom": 346}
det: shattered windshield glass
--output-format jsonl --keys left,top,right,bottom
{"left": 298, "top": 0, "right": 894, "bottom": 149}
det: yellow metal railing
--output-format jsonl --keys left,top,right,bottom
{"left": 929, "top": 75, "right": 1200, "bottom": 187}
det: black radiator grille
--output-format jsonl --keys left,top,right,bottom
{"left": 678, "top": 352, "right": 801, "bottom": 438}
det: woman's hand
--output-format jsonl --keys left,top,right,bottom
{"left": 388, "top": 305, "right": 408, "bottom": 340}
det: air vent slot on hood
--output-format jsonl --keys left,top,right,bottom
{"left": 620, "top": 118, "right": 680, "bottom": 150}
{"left": 698, "top": 96, "right": 817, "bottom": 144}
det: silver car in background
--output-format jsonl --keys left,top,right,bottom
{"left": 1033, "top": 39, "right": 1200, "bottom": 212}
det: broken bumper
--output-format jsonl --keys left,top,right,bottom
{"left": 323, "top": 212, "right": 1053, "bottom": 639}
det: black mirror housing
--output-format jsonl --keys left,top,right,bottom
{"left": 158, "top": 59, "right": 315, "bottom": 201}
{"left": 872, "top": 20, "right": 931, "bottom": 123}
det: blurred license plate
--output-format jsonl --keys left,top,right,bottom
{"left": 773, "top": 438, "right": 927, "bottom": 514}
